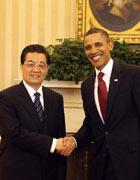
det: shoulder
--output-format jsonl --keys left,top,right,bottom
{"left": 81, "top": 72, "right": 95, "bottom": 88}
{"left": 0, "top": 84, "right": 22, "bottom": 105}
{"left": 114, "top": 62, "right": 140, "bottom": 73}
{"left": 42, "top": 86, "right": 63, "bottom": 99}
{"left": 0, "top": 83, "right": 21, "bottom": 96}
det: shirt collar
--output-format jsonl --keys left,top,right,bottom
{"left": 23, "top": 80, "right": 43, "bottom": 98}
{"left": 95, "top": 58, "right": 113, "bottom": 78}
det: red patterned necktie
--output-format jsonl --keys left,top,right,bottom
{"left": 98, "top": 72, "right": 108, "bottom": 121}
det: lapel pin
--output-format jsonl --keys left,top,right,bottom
{"left": 114, "top": 79, "right": 118, "bottom": 82}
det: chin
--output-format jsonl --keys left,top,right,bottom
{"left": 95, "top": 65, "right": 103, "bottom": 70}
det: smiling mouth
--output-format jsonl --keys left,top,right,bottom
{"left": 90, "top": 54, "right": 102, "bottom": 61}
{"left": 31, "top": 74, "right": 41, "bottom": 78}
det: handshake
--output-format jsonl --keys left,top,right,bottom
{"left": 55, "top": 136, "right": 76, "bottom": 156}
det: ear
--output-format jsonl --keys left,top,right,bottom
{"left": 45, "top": 64, "right": 50, "bottom": 76}
{"left": 108, "top": 41, "right": 114, "bottom": 51}
{"left": 46, "top": 64, "right": 50, "bottom": 72}
{"left": 20, "top": 64, "right": 23, "bottom": 71}
{"left": 47, "top": 64, "right": 50, "bottom": 70}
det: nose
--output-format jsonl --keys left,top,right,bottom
{"left": 32, "top": 64, "right": 40, "bottom": 71}
{"left": 89, "top": 45, "right": 98, "bottom": 54}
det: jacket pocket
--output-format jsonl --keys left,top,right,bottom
{"left": 0, "top": 142, "right": 5, "bottom": 155}
{"left": 128, "top": 143, "right": 140, "bottom": 153}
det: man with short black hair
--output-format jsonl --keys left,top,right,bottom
{"left": 63, "top": 28, "right": 140, "bottom": 180}
{"left": 0, "top": 44, "right": 67, "bottom": 180}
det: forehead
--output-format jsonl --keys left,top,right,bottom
{"left": 25, "top": 52, "right": 46, "bottom": 61}
{"left": 84, "top": 33, "right": 107, "bottom": 45}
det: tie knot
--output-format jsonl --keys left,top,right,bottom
{"left": 34, "top": 92, "right": 40, "bottom": 98}
{"left": 98, "top": 72, "right": 104, "bottom": 80}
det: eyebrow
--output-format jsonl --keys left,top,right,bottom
{"left": 95, "top": 42, "right": 103, "bottom": 46}
{"left": 26, "top": 60, "right": 46, "bottom": 63}
{"left": 84, "top": 41, "right": 103, "bottom": 49}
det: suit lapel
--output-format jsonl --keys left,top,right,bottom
{"left": 42, "top": 87, "right": 51, "bottom": 131}
{"left": 87, "top": 73, "right": 105, "bottom": 127}
{"left": 17, "top": 82, "right": 42, "bottom": 127}
{"left": 106, "top": 63, "right": 122, "bottom": 120}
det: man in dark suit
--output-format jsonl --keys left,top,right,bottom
{"left": 62, "top": 28, "right": 140, "bottom": 180}
{"left": 0, "top": 44, "right": 67, "bottom": 180}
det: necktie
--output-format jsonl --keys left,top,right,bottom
{"left": 98, "top": 72, "right": 108, "bottom": 121}
{"left": 34, "top": 92, "right": 44, "bottom": 122}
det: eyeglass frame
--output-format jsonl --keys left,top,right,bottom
{"left": 23, "top": 60, "right": 48, "bottom": 70}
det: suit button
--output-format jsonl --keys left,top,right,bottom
{"left": 106, "top": 145, "right": 109, "bottom": 148}
{"left": 105, "top": 131, "right": 108, "bottom": 135}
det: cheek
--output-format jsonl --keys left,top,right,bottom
{"left": 22, "top": 70, "right": 29, "bottom": 77}
{"left": 85, "top": 51, "right": 90, "bottom": 57}
{"left": 42, "top": 70, "right": 48, "bottom": 77}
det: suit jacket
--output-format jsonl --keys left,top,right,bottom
{"left": 74, "top": 63, "right": 140, "bottom": 180}
{"left": 0, "top": 82, "right": 67, "bottom": 180}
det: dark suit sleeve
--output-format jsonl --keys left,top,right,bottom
{"left": 73, "top": 82, "right": 94, "bottom": 150}
{"left": 55, "top": 95, "right": 67, "bottom": 180}
{"left": 45, "top": 95, "right": 67, "bottom": 180}
{"left": 74, "top": 112, "right": 94, "bottom": 150}
{"left": 133, "top": 67, "right": 140, "bottom": 117}
{"left": 0, "top": 93, "right": 53, "bottom": 157}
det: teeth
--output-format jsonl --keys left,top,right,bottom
{"left": 32, "top": 75, "right": 40, "bottom": 78}
{"left": 91, "top": 55, "right": 101, "bottom": 60}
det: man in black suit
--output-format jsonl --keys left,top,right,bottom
{"left": 62, "top": 28, "right": 140, "bottom": 180}
{"left": 0, "top": 44, "right": 67, "bottom": 180}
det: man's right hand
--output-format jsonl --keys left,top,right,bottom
{"left": 55, "top": 137, "right": 76, "bottom": 156}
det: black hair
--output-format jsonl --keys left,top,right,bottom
{"left": 84, "top": 28, "right": 110, "bottom": 42}
{"left": 20, "top": 44, "right": 50, "bottom": 65}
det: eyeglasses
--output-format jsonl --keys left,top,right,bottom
{"left": 24, "top": 61, "right": 48, "bottom": 69}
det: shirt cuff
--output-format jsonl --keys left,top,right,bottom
{"left": 50, "top": 138, "right": 57, "bottom": 153}
{"left": 71, "top": 136, "right": 77, "bottom": 148}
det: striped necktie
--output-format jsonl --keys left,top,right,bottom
{"left": 34, "top": 92, "right": 44, "bottom": 122}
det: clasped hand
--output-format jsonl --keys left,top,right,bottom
{"left": 55, "top": 137, "right": 76, "bottom": 156}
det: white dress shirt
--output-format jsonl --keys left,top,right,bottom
{"left": 94, "top": 59, "right": 113, "bottom": 123}
{"left": 23, "top": 80, "right": 57, "bottom": 153}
